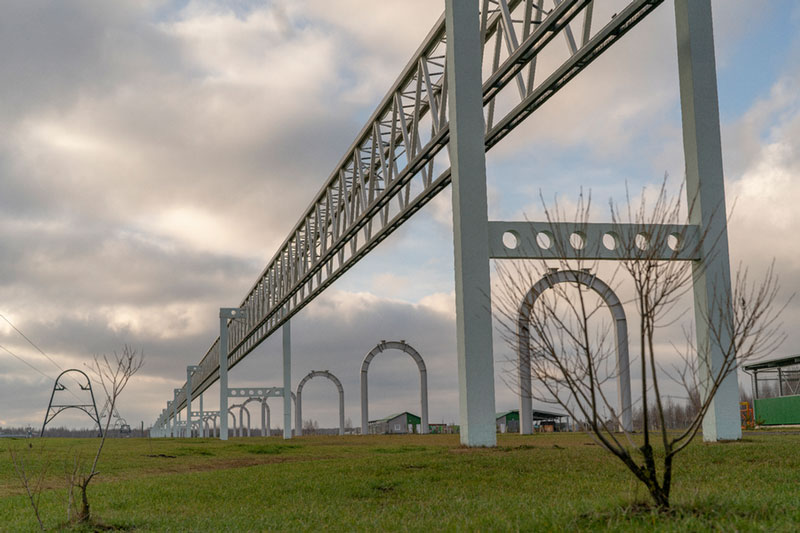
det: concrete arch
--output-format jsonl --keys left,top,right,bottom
{"left": 296, "top": 370, "right": 345, "bottom": 436}
{"left": 361, "top": 341, "right": 429, "bottom": 435}
{"left": 241, "top": 398, "right": 263, "bottom": 437}
{"left": 237, "top": 405, "right": 251, "bottom": 437}
{"left": 518, "top": 269, "right": 632, "bottom": 433}
{"left": 227, "top": 409, "right": 238, "bottom": 436}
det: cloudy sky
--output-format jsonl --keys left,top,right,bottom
{"left": 1, "top": 0, "right": 798, "bottom": 431}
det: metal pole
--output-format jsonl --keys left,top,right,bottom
{"left": 675, "top": 0, "right": 740, "bottom": 441}
{"left": 218, "top": 308, "right": 245, "bottom": 440}
{"left": 219, "top": 310, "right": 229, "bottom": 440}
{"left": 446, "top": 0, "right": 497, "bottom": 447}
{"left": 186, "top": 367, "right": 194, "bottom": 438}
{"left": 283, "top": 320, "right": 292, "bottom": 439}
{"left": 199, "top": 394, "right": 204, "bottom": 437}
{"left": 296, "top": 386, "right": 303, "bottom": 437}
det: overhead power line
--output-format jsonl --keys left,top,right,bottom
{"left": 0, "top": 313, "right": 65, "bottom": 373}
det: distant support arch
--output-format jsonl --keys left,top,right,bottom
{"left": 41, "top": 369, "right": 102, "bottom": 437}
{"left": 296, "top": 370, "right": 345, "bottom": 436}
{"left": 361, "top": 341, "right": 428, "bottom": 435}
{"left": 518, "top": 269, "right": 632, "bottom": 434}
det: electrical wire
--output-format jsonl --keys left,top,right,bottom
{"left": 0, "top": 314, "right": 88, "bottom": 403}
{"left": 0, "top": 343, "right": 53, "bottom": 381}
{"left": 0, "top": 313, "right": 65, "bottom": 372}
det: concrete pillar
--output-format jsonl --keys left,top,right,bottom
{"left": 296, "top": 387, "right": 303, "bottom": 437}
{"left": 283, "top": 320, "right": 292, "bottom": 439}
{"left": 199, "top": 394, "right": 204, "bottom": 437}
{"left": 675, "top": 0, "right": 740, "bottom": 441}
{"left": 219, "top": 309, "right": 230, "bottom": 440}
{"left": 186, "top": 367, "right": 194, "bottom": 438}
{"left": 445, "top": 0, "right": 497, "bottom": 447}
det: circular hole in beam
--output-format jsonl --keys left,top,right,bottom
{"left": 602, "top": 232, "right": 619, "bottom": 251}
{"left": 635, "top": 233, "right": 650, "bottom": 251}
{"left": 570, "top": 232, "right": 586, "bottom": 250}
{"left": 502, "top": 230, "right": 520, "bottom": 250}
{"left": 668, "top": 233, "right": 683, "bottom": 251}
{"left": 536, "top": 231, "right": 552, "bottom": 250}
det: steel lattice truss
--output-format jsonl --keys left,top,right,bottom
{"left": 171, "top": 0, "right": 664, "bottom": 414}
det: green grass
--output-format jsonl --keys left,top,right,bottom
{"left": 2, "top": 432, "right": 799, "bottom": 531}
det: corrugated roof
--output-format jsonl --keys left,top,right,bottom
{"left": 369, "top": 412, "right": 421, "bottom": 424}
{"left": 743, "top": 354, "right": 800, "bottom": 371}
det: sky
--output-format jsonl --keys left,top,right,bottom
{"left": 0, "top": 0, "right": 798, "bottom": 431}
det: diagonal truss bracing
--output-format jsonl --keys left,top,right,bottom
{"left": 172, "top": 0, "right": 664, "bottom": 414}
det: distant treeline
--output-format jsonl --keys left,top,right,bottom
{"left": 0, "top": 426, "right": 149, "bottom": 438}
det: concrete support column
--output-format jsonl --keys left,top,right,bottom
{"left": 218, "top": 307, "right": 244, "bottom": 440}
{"left": 199, "top": 394, "right": 204, "bottom": 437}
{"left": 219, "top": 310, "right": 230, "bottom": 441}
{"left": 296, "top": 388, "right": 303, "bottom": 437}
{"left": 172, "top": 389, "right": 179, "bottom": 437}
{"left": 186, "top": 366, "right": 194, "bottom": 438}
{"left": 283, "top": 320, "right": 292, "bottom": 439}
{"left": 360, "top": 368, "right": 369, "bottom": 435}
{"left": 445, "top": 0, "right": 497, "bottom": 447}
{"left": 675, "top": 0, "right": 740, "bottom": 441}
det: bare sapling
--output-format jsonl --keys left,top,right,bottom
{"left": 67, "top": 345, "right": 144, "bottom": 524}
{"left": 495, "top": 181, "right": 788, "bottom": 509}
{"left": 9, "top": 442, "right": 49, "bottom": 531}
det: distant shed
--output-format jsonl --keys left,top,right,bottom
{"left": 744, "top": 355, "right": 800, "bottom": 425}
{"left": 368, "top": 412, "right": 422, "bottom": 434}
{"left": 496, "top": 409, "right": 569, "bottom": 433}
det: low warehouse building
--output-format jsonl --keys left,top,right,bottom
{"left": 369, "top": 412, "right": 422, "bottom": 434}
{"left": 496, "top": 409, "right": 570, "bottom": 433}
{"left": 744, "top": 354, "right": 800, "bottom": 425}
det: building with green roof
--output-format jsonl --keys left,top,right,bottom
{"left": 368, "top": 412, "right": 422, "bottom": 434}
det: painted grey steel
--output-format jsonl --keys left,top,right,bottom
{"left": 360, "top": 341, "right": 429, "bottom": 436}
{"left": 674, "top": 0, "right": 740, "bottom": 441}
{"left": 262, "top": 399, "right": 270, "bottom": 437}
{"left": 240, "top": 405, "right": 251, "bottom": 436}
{"left": 198, "top": 394, "right": 203, "bottom": 437}
{"left": 446, "top": 0, "right": 496, "bottom": 447}
{"left": 172, "top": 389, "right": 180, "bottom": 437}
{"left": 227, "top": 408, "right": 237, "bottom": 436}
{"left": 516, "top": 269, "right": 632, "bottom": 433}
{"left": 488, "top": 222, "right": 701, "bottom": 261}
{"left": 41, "top": 369, "right": 102, "bottom": 437}
{"left": 227, "top": 387, "right": 283, "bottom": 399}
{"left": 240, "top": 398, "right": 265, "bottom": 436}
{"left": 186, "top": 365, "right": 198, "bottom": 438}
{"left": 160, "top": 2, "right": 664, "bottom": 445}
{"left": 219, "top": 307, "right": 247, "bottom": 441}
{"left": 283, "top": 321, "right": 292, "bottom": 439}
{"left": 295, "top": 370, "right": 345, "bottom": 436}
{"left": 156, "top": 0, "right": 741, "bottom": 444}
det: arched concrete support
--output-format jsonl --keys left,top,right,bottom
{"left": 296, "top": 370, "right": 345, "bottom": 436}
{"left": 262, "top": 400, "right": 270, "bottom": 437}
{"left": 237, "top": 405, "right": 251, "bottom": 437}
{"left": 517, "top": 270, "right": 632, "bottom": 433}
{"left": 227, "top": 409, "right": 237, "bottom": 437}
{"left": 361, "top": 341, "right": 429, "bottom": 435}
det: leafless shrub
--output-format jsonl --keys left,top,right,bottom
{"left": 66, "top": 345, "right": 144, "bottom": 524}
{"left": 9, "top": 443, "right": 48, "bottom": 531}
{"left": 495, "top": 181, "right": 788, "bottom": 508}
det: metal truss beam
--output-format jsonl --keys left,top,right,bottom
{"left": 166, "top": 0, "right": 665, "bottom": 416}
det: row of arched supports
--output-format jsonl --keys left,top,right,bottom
{"left": 153, "top": 270, "right": 632, "bottom": 438}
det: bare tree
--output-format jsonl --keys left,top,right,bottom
{"left": 495, "top": 182, "right": 787, "bottom": 508}
{"left": 67, "top": 345, "right": 144, "bottom": 524}
{"left": 9, "top": 443, "right": 48, "bottom": 531}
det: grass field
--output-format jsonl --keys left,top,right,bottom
{"left": 2, "top": 431, "right": 799, "bottom": 531}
